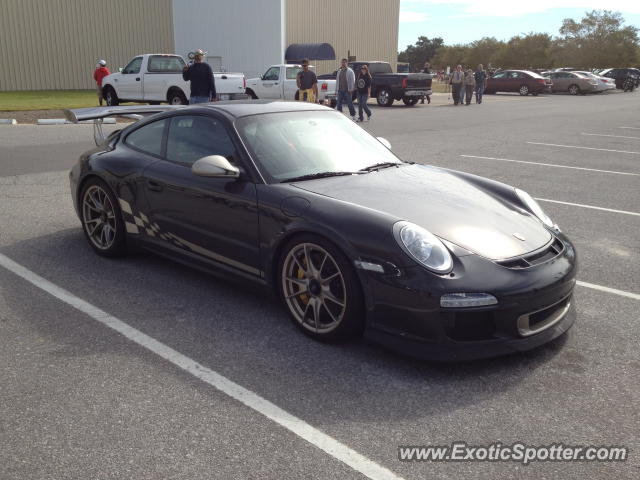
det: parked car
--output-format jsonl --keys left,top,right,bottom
{"left": 317, "top": 61, "right": 432, "bottom": 106}
{"left": 543, "top": 71, "right": 599, "bottom": 95}
{"left": 596, "top": 68, "right": 640, "bottom": 89}
{"left": 64, "top": 102, "right": 577, "bottom": 361}
{"left": 571, "top": 71, "right": 616, "bottom": 92}
{"left": 485, "top": 70, "right": 552, "bottom": 96}
{"left": 245, "top": 64, "right": 336, "bottom": 104}
{"left": 101, "top": 54, "right": 247, "bottom": 106}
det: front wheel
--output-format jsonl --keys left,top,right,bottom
{"left": 402, "top": 96, "right": 419, "bottom": 106}
{"left": 377, "top": 88, "right": 394, "bottom": 107}
{"left": 278, "top": 235, "right": 364, "bottom": 342}
{"left": 104, "top": 87, "right": 119, "bottom": 106}
{"left": 80, "top": 178, "right": 127, "bottom": 257}
{"left": 519, "top": 85, "right": 529, "bottom": 96}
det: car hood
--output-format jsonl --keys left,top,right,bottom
{"left": 293, "top": 164, "right": 552, "bottom": 260}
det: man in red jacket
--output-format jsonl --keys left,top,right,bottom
{"left": 93, "top": 60, "right": 110, "bottom": 106}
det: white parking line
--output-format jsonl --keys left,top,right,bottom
{"left": 0, "top": 253, "right": 405, "bottom": 480}
{"left": 619, "top": 126, "right": 640, "bottom": 130}
{"left": 577, "top": 281, "right": 640, "bottom": 301}
{"left": 460, "top": 155, "right": 639, "bottom": 177}
{"left": 535, "top": 198, "right": 640, "bottom": 217}
{"left": 581, "top": 133, "right": 640, "bottom": 140}
{"left": 526, "top": 142, "right": 640, "bottom": 155}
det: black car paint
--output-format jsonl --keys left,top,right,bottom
{"left": 70, "top": 101, "right": 577, "bottom": 360}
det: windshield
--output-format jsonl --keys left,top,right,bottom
{"left": 236, "top": 111, "right": 402, "bottom": 183}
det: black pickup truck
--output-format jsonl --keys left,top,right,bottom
{"left": 318, "top": 61, "right": 432, "bottom": 106}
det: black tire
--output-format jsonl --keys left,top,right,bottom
{"left": 79, "top": 177, "right": 127, "bottom": 257}
{"left": 278, "top": 234, "right": 364, "bottom": 342}
{"left": 168, "top": 89, "right": 188, "bottom": 105}
{"left": 568, "top": 84, "right": 580, "bottom": 95}
{"left": 519, "top": 85, "right": 529, "bottom": 96}
{"left": 402, "top": 96, "right": 419, "bottom": 106}
{"left": 245, "top": 88, "right": 258, "bottom": 99}
{"left": 376, "top": 88, "right": 394, "bottom": 107}
{"left": 104, "top": 87, "right": 119, "bottom": 106}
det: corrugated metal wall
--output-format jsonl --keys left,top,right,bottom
{"left": 286, "top": 0, "right": 400, "bottom": 75}
{"left": 172, "top": 0, "right": 283, "bottom": 80}
{"left": 0, "top": 0, "right": 174, "bottom": 91}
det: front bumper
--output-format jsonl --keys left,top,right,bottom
{"left": 361, "top": 234, "right": 578, "bottom": 361}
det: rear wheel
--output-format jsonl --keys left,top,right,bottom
{"left": 278, "top": 235, "right": 364, "bottom": 342}
{"left": 104, "top": 87, "right": 119, "bottom": 106}
{"left": 168, "top": 89, "right": 188, "bottom": 105}
{"left": 376, "top": 88, "right": 394, "bottom": 107}
{"left": 568, "top": 84, "right": 580, "bottom": 95}
{"left": 402, "top": 96, "right": 419, "bottom": 106}
{"left": 80, "top": 178, "right": 126, "bottom": 257}
{"left": 519, "top": 85, "right": 529, "bottom": 96}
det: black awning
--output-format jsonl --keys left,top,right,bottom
{"left": 285, "top": 43, "right": 336, "bottom": 63}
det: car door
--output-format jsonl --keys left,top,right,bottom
{"left": 285, "top": 66, "right": 301, "bottom": 100}
{"left": 142, "top": 113, "right": 261, "bottom": 277}
{"left": 257, "top": 66, "right": 282, "bottom": 99}
{"left": 506, "top": 71, "right": 523, "bottom": 92}
{"left": 118, "top": 56, "right": 144, "bottom": 99}
{"left": 487, "top": 71, "right": 507, "bottom": 92}
{"left": 143, "top": 55, "right": 186, "bottom": 102}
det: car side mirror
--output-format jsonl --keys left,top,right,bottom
{"left": 118, "top": 67, "right": 123, "bottom": 73}
{"left": 192, "top": 155, "right": 240, "bottom": 178}
{"left": 377, "top": 137, "right": 391, "bottom": 149}
{"left": 259, "top": 74, "right": 263, "bottom": 80}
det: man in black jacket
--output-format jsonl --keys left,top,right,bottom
{"left": 182, "top": 49, "right": 216, "bottom": 104}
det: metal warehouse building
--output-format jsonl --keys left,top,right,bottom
{"left": 0, "top": 0, "right": 400, "bottom": 91}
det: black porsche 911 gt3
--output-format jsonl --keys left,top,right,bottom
{"left": 65, "top": 101, "right": 577, "bottom": 361}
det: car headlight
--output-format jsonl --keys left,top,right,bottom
{"left": 515, "top": 188, "right": 558, "bottom": 230}
{"left": 393, "top": 221, "right": 452, "bottom": 273}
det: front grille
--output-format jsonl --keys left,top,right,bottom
{"left": 497, "top": 237, "right": 564, "bottom": 269}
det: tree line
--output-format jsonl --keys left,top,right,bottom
{"left": 398, "top": 10, "right": 639, "bottom": 71}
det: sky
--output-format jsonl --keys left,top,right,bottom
{"left": 398, "top": 0, "right": 640, "bottom": 51}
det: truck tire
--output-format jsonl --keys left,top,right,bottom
{"left": 376, "top": 88, "right": 394, "bottom": 107}
{"left": 104, "top": 87, "right": 119, "bottom": 106}
{"left": 168, "top": 89, "right": 188, "bottom": 105}
{"left": 402, "top": 96, "right": 419, "bottom": 106}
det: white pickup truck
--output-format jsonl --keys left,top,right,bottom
{"left": 101, "top": 54, "right": 247, "bottom": 106}
{"left": 245, "top": 64, "right": 336, "bottom": 103}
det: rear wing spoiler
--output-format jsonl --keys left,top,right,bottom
{"left": 64, "top": 105, "right": 185, "bottom": 145}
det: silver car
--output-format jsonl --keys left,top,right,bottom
{"left": 545, "top": 71, "right": 599, "bottom": 95}
{"left": 572, "top": 71, "right": 616, "bottom": 92}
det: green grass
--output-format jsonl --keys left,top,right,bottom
{"left": 0, "top": 90, "right": 99, "bottom": 111}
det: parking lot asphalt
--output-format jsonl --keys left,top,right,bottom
{"left": 1, "top": 91, "right": 639, "bottom": 479}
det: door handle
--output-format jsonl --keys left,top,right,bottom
{"left": 274, "top": 82, "right": 278, "bottom": 85}
{"left": 136, "top": 77, "right": 141, "bottom": 81}
{"left": 147, "top": 180, "right": 163, "bottom": 192}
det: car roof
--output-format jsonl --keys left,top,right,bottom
{"left": 196, "top": 100, "right": 331, "bottom": 118}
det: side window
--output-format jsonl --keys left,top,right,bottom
{"left": 148, "top": 55, "right": 185, "bottom": 72}
{"left": 123, "top": 57, "right": 143, "bottom": 74}
{"left": 492, "top": 72, "right": 507, "bottom": 79}
{"left": 286, "top": 67, "right": 301, "bottom": 79}
{"left": 166, "top": 116, "right": 236, "bottom": 166}
{"left": 263, "top": 67, "right": 280, "bottom": 81}
{"left": 125, "top": 119, "right": 167, "bottom": 157}
{"left": 508, "top": 72, "right": 521, "bottom": 79}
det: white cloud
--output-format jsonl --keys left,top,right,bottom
{"left": 399, "top": 10, "right": 429, "bottom": 22}
{"left": 401, "top": 0, "right": 640, "bottom": 17}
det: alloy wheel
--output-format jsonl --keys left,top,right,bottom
{"left": 82, "top": 185, "right": 117, "bottom": 250}
{"left": 281, "top": 243, "right": 347, "bottom": 334}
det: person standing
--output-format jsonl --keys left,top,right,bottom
{"left": 420, "top": 62, "right": 431, "bottom": 104}
{"left": 182, "top": 49, "right": 216, "bottom": 104}
{"left": 296, "top": 59, "right": 318, "bottom": 102}
{"left": 335, "top": 58, "right": 356, "bottom": 120}
{"left": 474, "top": 64, "right": 487, "bottom": 104}
{"left": 449, "top": 65, "right": 465, "bottom": 106}
{"left": 93, "top": 60, "right": 110, "bottom": 106}
{"left": 464, "top": 68, "right": 475, "bottom": 105}
{"left": 356, "top": 65, "right": 372, "bottom": 122}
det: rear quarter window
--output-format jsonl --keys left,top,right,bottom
{"left": 124, "top": 119, "right": 167, "bottom": 157}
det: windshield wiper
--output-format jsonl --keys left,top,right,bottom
{"left": 281, "top": 171, "right": 358, "bottom": 183}
{"left": 359, "top": 162, "right": 403, "bottom": 172}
